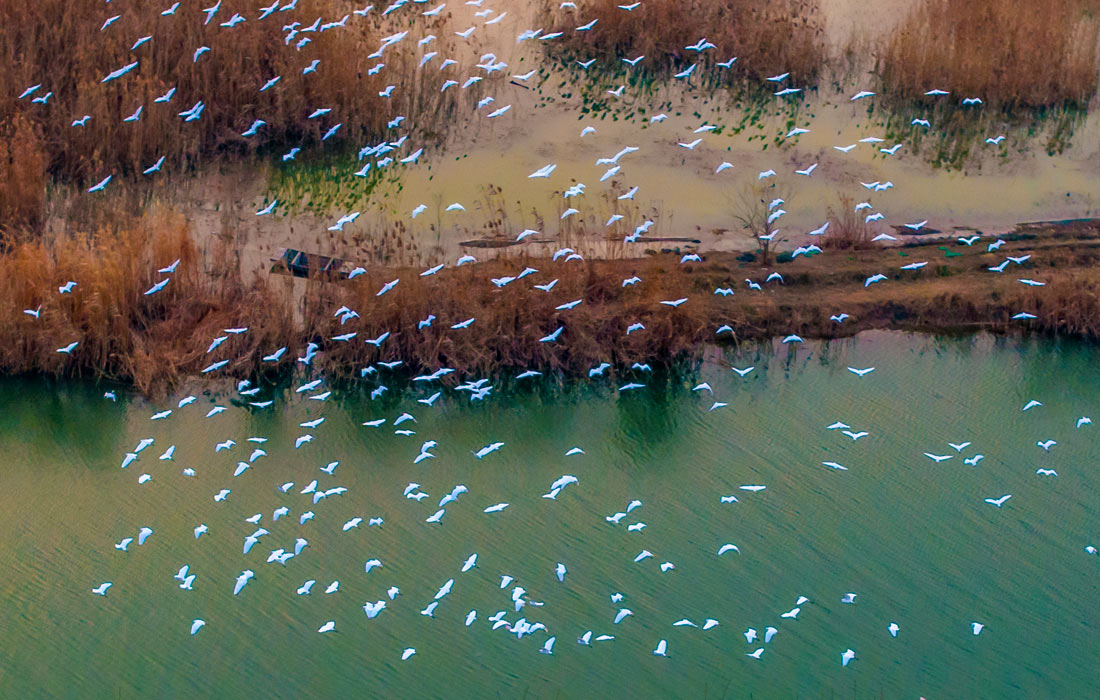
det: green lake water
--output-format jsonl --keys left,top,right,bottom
{"left": 1, "top": 331, "right": 1097, "bottom": 699}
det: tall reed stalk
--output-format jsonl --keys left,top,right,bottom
{"left": 538, "top": 0, "right": 825, "bottom": 86}
{"left": 876, "top": 0, "right": 1100, "bottom": 111}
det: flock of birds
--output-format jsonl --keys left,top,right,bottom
{"left": 86, "top": 349, "right": 1098, "bottom": 686}
{"left": 9, "top": 0, "right": 1092, "bottom": 692}
{"left": 16, "top": 0, "right": 1054, "bottom": 371}
{"left": 20, "top": 0, "right": 1021, "bottom": 236}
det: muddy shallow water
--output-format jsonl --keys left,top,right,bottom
{"left": 45, "top": 0, "right": 1100, "bottom": 275}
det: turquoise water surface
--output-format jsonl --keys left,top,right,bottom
{"left": 1, "top": 332, "right": 1097, "bottom": 699}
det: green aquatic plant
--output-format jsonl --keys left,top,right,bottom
{"left": 264, "top": 150, "right": 402, "bottom": 218}
{"left": 873, "top": 100, "right": 1092, "bottom": 171}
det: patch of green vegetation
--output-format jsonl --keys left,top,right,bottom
{"left": 264, "top": 149, "right": 403, "bottom": 217}
{"left": 553, "top": 54, "right": 809, "bottom": 143}
{"left": 876, "top": 100, "right": 1090, "bottom": 172}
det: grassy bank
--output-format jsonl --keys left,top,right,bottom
{"left": 3, "top": 214, "right": 1098, "bottom": 394}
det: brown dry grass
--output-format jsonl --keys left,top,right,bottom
{"left": 2, "top": 213, "right": 1099, "bottom": 395}
{"left": 877, "top": 0, "right": 1100, "bottom": 110}
{"left": 299, "top": 255, "right": 715, "bottom": 379}
{"left": 0, "top": 115, "right": 48, "bottom": 234}
{"left": 0, "top": 211, "right": 292, "bottom": 392}
{"left": 539, "top": 0, "right": 825, "bottom": 85}
{"left": 0, "top": 0, "right": 463, "bottom": 186}
{"left": 823, "top": 195, "right": 874, "bottom": 250}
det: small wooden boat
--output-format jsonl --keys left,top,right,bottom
{"left": 270, "top": 248, "right": 349, "bottom": 279}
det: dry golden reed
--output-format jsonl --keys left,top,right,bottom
{"left": 0, "top": 212, "right": 292, "bottom": 392}
{"left": 0, "top": 115, "right": 47, "bottom": 233}
{"left": 2, "top": 215, "right": 1098, "bottom": 395}
{"left": 823, "top": 195, "right": 874, "bottom": 251}
{"left": 877, "top": 0, "right": 1100, "bottom": 109}
{"left": 0, "top": 0, "right": 464, "bottom": 187}
{"left": 539, "top": 0, "right": 825, "bottom": 84}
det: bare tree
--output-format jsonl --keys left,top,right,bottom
{"left": 733, "top": 181, "right": 788, "bottom": 267}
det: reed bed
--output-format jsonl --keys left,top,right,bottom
{"left": 537, "top": 0, "right": 825, "bottom": 86}
{"left": 0, "top": 114, "right": 48, "bottom": 234}
{"left": 295, "top": 225, "right": 1100, "bottom": 380}
{"left": 876, "top": 0, "right": 1100, "bottom": 111}
{"left": 0, "top": 213, "right": 715, "bottom": 391}
{"left": 0, "top": 0, "right": 467, "bottom": 193}
{"left": 2, "top": 214, "right": 1099, "bottom": 395}
{"left": 299, "top": 256, "right": 714, "bottom": 380}
{"left": 0, "top": 212, "right": 292, "bottom": 392}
